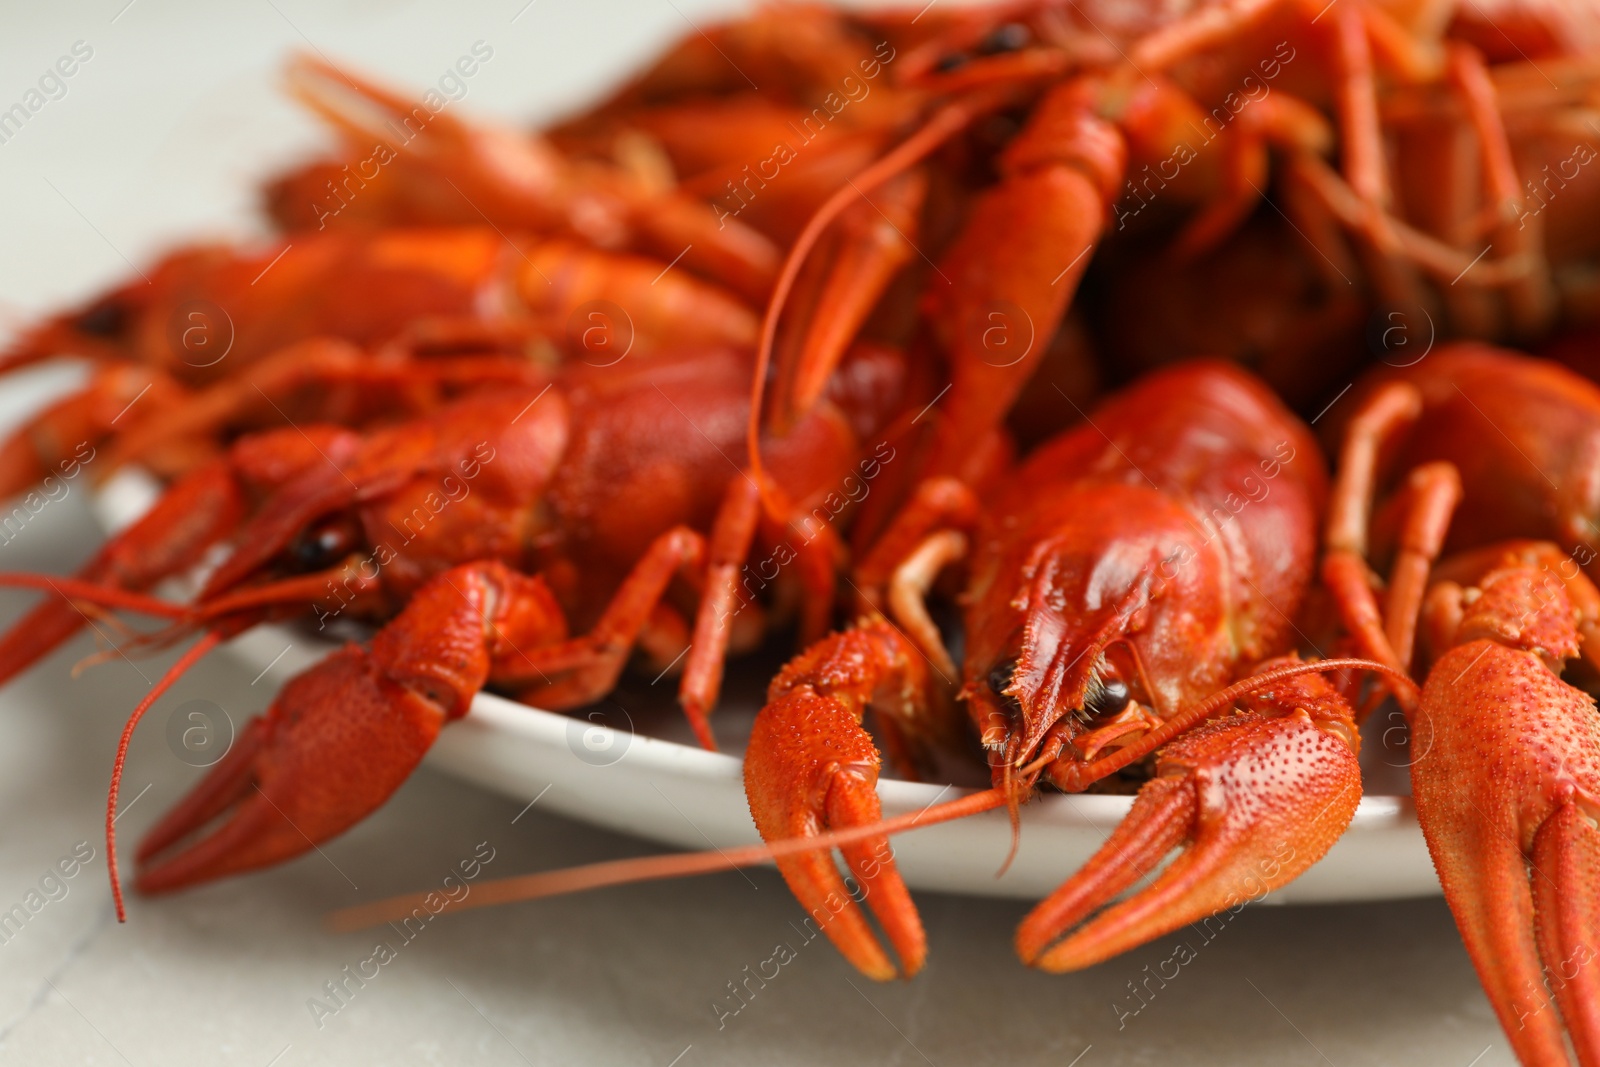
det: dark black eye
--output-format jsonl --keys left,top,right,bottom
{"left": 1083, "top": 677, "right": 1130, "bottom": 719}
{"left": 75, "top": 299, "right": 127, "bottom": 338}
{"left": 291, "top": 524, "right": 351, "bottom": 570}
{"left": 934, "top": 52, "right": 969, "bottom": 73}
{"left": 977, "top": 23, "right": 1029, "bottom": 55}
{"left": 988, "top": 658, "right": 1017, "bottom": 695}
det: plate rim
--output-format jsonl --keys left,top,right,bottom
{"left": 91, "top": 465, "right": 1436, "bottom": 905}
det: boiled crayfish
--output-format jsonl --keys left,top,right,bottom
{"left": 0, "top": 342, "right": 933, "bottom": 919}
{"left": 739, "top": 360, "right": 1400, "bottom": 979}
{"left": 7, "top": 3, "right": 1600, "bottom": 1066}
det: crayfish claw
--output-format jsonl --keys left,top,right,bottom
{"left": 135, "top": 718, "right": 267, "bottom": 872}
{"left": 1419, "top": 786, "right": 1600, "bottom": 1067}
{"left": 746, "top": 692, "right": 923, "bottom": 982}
{"left": 744, "top": 624, "right": 932, "bottom": 981}
{"left": 1019, "top": 707, "right": 1362, "bottom": 973}
{"left": 136, "top": 644, "right": 446, "bottom": 893}
{"left": 1530, "top": 800, "right": 1600, "bottom": 1065}
{"left": 1412, "top": 618, "right": 1600, "bottom": 1067}
{"left": 1015, "top": 773, "right": 1193, "bottom": 971}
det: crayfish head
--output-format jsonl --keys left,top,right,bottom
{"left": 964, "top": 544, "right": 1161, "bottom": 796}
{"left": 960, "top": 487, "right": 1232, "bottom": 793}
{"left": 10, "top": 243, "right": 233, "bottom": 373}
{"left": 971, "top": 642, "right": 1142, "bottom": 799}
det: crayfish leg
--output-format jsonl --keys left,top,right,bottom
{"left": 506, "top": 527, "right": 709, "bottom": 736}
{"left": 766, "top": 168, "right": 927, "bottom": 432}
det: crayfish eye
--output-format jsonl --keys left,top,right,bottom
{"left": 1082, "top": 677, "right": 1130, "bottom": 719}
{"left": 291, "top": 522, "right": 353, "bottom": 570}
{"left": 976, "top": 23, "right": 1030, "bottom": 55}
{"left": 987, "top": 657, "right": 1025, "bottom": 722}
{"left": 988, "top": 658, "right": 1018, "bottom": 696}
{"left": 75, "top": 299, "right": 127, "bottom": 338}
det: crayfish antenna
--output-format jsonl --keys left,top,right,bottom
{"left": 0, "top": 574, "right": 192, "bottom": 619}
{"left": 326, "top": 664, "right": 1416, "bottom": 934}
{"left": 746, "top": 99, "right": 984, "bottom": 495}
{"left": 0, "top": 451, "right": 250, "bottom": 687}
{"left": 0, "top": 573, "right": 199, "bottom": 685}
{"left": 326, "top": 787, "right": 1008, "bottom": 934}
{"left": 106, "top": 631, "right": 223, "bottom": 922}
{"left": 994, "top": 756, "right": 1026, "bottom": 879}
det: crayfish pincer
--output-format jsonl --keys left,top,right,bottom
{"left": 129, "top": 560, "right": 566, "bottom": 903}
{"left": 1322, "top": 344, "right": 1600, "bottom": 1066}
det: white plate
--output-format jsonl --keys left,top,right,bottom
{"left": 92, "top": 469, "right": 1440, "bottom": 903}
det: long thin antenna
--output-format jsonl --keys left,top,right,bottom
{"left": 745, "top": 98, "right": 986, "bottom": 503}
{"left": 0, "top": 573, "right": 191, "bottom": 618}
{"left": 107, "top": 631, "right": 223, "bottom": 921}
{"left": 329, "top": 785, "right": 1009, "bottom": 932}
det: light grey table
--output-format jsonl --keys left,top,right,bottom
{"left": 0, "top": 1, "right": 1509, "bottom": 1063}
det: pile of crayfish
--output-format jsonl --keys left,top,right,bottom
{"left": 6, "top": 1, "right": 1600, "bottom": 1062}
